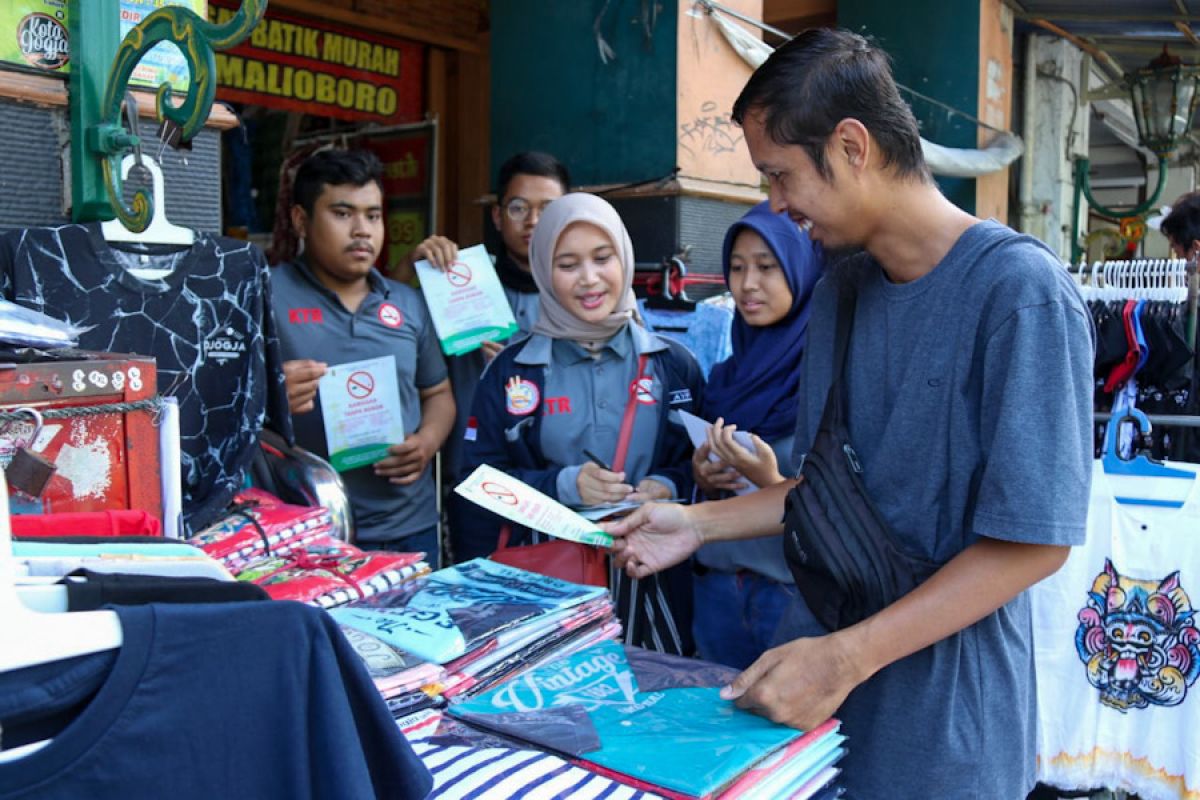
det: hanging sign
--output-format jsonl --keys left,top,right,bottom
{"left": 1, "top": 0, "right": 204, "bottom": 91}
{"left": 361, "top": 125, "right": 434, "bottom": 278}
{"left": 208, "top": 0, "right": 423, "bottom": 123}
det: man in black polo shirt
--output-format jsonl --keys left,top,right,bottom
{"left": 271, "top": 149, "right": 454, "bottom": 561}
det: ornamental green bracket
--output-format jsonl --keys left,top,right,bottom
{"left": 1070, "top": 155, "right": 1168, "bottom": 264}
{"left": 68, "top": 0, "right": 266, "bottom": 230}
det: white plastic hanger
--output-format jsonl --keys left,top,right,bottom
{"left": 0, "top": 470, "right": 122, "bottom": 673}
{"left": 100, "top": 154, "right": 195, "bottom": 247}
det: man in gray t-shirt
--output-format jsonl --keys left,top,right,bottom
{"left": 274, "top": 150, "right": 454, "bottom": 558}
{"left": 608, "top": 29, "right": 1093, "bottom": 799}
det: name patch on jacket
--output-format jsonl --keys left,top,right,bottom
{"left": 543, "top": 396, "right": 571, "bottom": 416}
{"left": 288, "top": 307, "right": 323, "bottom": 324}
{"left": 668, "top": 388, "right": 692, "bottom": 406}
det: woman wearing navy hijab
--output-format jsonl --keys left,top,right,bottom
{"left": 691, "top": 201, "right": 825, "bottom": 669}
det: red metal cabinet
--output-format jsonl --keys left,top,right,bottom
{"left": 0, "top": 353, "right": 162, "bottom": 519}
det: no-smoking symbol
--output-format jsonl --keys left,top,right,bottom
{"left": 378, "top": 303, "right": 403, "bottom": 328}
{"left": 632, "top": 377, "right": 656, "bottom": 405}
{"left": 446, "top": 261, "right": 473, "bottom": 288}
{"left": 481, "top": 481, "right": 518, "bottom": 505}
{"left": 346, "top": 370, "right": 375, "bottom": 399}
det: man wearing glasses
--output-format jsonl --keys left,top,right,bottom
{"left": 412, "top": 152, "right": 569, "bottom": 357}
{"left": 412, "top": 152, "right": 570, "bottom": 558}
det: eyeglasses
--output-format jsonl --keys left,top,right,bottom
{"left": 503, "top": 197, "right": 554, "bottom": 223}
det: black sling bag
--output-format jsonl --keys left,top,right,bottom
{"left": 781, "top": 282, "right": 941, "bottom": 632}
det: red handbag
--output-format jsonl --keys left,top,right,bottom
{"left": 489, "top": 525, "right": 609, "bottom": 587}
{"left": 487, "top": 355, "right": 651, "bottom": 589}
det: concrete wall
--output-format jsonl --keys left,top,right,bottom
{"left": 1018, "top": 35, "right": 1087, "bottom": 261}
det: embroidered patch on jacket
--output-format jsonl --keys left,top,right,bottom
{"left": 668, "top": 389, "right": 691, "bottom": 405}
{"left": 631, "top": 376, "right": 657, "bottom": 406}
{"left": 505, "top": 376, "right": 540, "bottom": 416}
{"left": 377, "top": 303, "right": 404, "bottom": 328}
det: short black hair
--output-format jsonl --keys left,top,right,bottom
{"left": 732, "top": 28, "right": 929, "bottom": 183}
{"left": 495, "top": 151, "right": 570, "bottom": 201}
{"left": 1161, "top": 191, "right": 1200, "bottom": 252}
{"left": 292, "top": 149, "right": 384, "bottom": 215}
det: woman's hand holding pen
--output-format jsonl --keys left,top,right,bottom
{"left": 577, "top": 462, "right": 632, "bottom": 505}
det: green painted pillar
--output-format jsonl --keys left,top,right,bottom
{"left": 69, "top": 0, "right": 122, "bottom": 222}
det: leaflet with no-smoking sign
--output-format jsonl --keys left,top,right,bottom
{"left": 415, "top": 244, "right": 519, "bottom": 356}
{"left": 455, "top": 464, "right": 614, "bottom": 547}
{"left": 678, "top": 409, "right": 759, "bottom": 496}
{"left": 318, "top": 355, "right": 405, "bottom": 472}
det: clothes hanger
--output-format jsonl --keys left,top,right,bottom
{"left": 1102, "top": 407, "right": 1195, "bottom": 508}
{"left": 100, "top": 154, "right": 195, "bottom": 247}
{"left": 0, "top": 469, "right": 122, "bottom": 672}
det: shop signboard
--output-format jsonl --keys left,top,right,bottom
{"left": 1, "top": 0, "right": 203, "bottom": 91}
{"left": 208, "top": 0, "right": 423, "bottom": 124}
{"left": 360, "top": 124, "right": 435, "bottom": 280}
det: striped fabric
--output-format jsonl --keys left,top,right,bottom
{"left": 412, "top": 741, "right": 664, "bottom": 800}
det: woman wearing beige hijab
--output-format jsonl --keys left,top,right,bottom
{"left": 451, "top": 193, "right": 705, "bottom": 655}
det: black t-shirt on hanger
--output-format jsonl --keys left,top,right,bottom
{"left": 0, "top": 223, "right": 292, "bottom": 532}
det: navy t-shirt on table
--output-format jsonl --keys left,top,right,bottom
{"left": 0, "top": 602, "right": 432, "bottom": 799}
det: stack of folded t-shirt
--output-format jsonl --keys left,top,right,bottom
{"left": 447, "top": 640, "right": 846, "bottom": 799}
{"left": 329, "top": 559, "right": 620, "bottom": 712}
{"left": 234, "top": 538, "right": 429, "bottom": 607}
{"left": 13, "top": 536, "right": 232, "bottom": 581}
{"left": 189, "top": 488, "right": 335, "bottom": 571}
{"left": 340, "top": 625, "right": 447, "bottom": 702}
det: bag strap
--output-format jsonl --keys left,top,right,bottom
{"left": 612, "top": 353, "right": 651, "bottom": 473}
{"left": 832, "top": 284, "right": 857, "bottom": 383}
{"left": 818, "top": 284, "right": 858, "bottom": 428}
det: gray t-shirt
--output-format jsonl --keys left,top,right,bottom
{"left": 785, "top": 221, "right": 1093, "bottom": 798}
{"left": 271, "top": 260, "right": 448, "bottom": 543}
{"left": 694, "top": 433, "right": 795, "bottom": 584}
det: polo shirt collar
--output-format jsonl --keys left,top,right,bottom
{"left": 514, "top": 323, "right": 666, "bottom": 367}
{"left": 291, "top": 257, "right": 390, "bottom": 303}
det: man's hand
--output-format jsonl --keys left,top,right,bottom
{"left": 692, "top": 442, "right": 748, "bottom": 497}
{"left": 374, "top": 431, "right": 436, "bottom": 485}
{"left": 577, "top": 462, "right": 633, "bottom": 505}
{"left": 411, "top": 235, "right": 460, "bottom": 270}
{"left": 282, "top": 359, "right": 327, "bottom": 414}
{"left": 720, "top": 632, "right": 865, "bottom": 731}
{"left": 480, "top": 340, "right": 505, "bottom": 362}
{"left": 604, "top": 502, "right": 702, "bottom": 578}
{"left": 709, "top": 418, "right": 784, "bottom": 489}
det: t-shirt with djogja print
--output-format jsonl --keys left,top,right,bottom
{"left": 0, "top": 223, "right": 292, "bottom": 532}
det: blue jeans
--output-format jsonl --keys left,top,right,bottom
{"left": 363, "top": 525, "right": 441, "bottom": 571}
{"left": 692, "top": 568, "right": 821, "bottom": 670}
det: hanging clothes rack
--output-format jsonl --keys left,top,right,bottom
{"left": 1071, "top": 256, "right": 1198, "bottom": 341}
{"left": 1073, "top": 257, "right": 1200, "bottom": 460}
